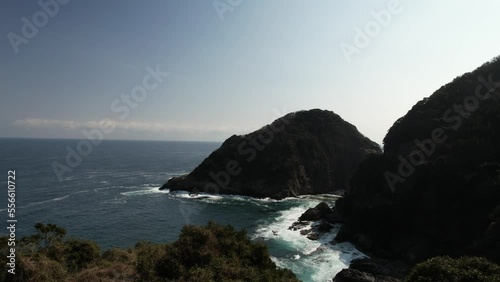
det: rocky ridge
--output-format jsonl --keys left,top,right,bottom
{"left": 162, "top": 109, "right": 381, "bottom": 199}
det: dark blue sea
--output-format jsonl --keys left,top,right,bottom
{"left": 0, "top": 138, "right": 365, "bottom": 281}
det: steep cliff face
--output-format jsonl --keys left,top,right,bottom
{"left": 162, "top": 109, "right": 381, "bottom": 199}
{"left": 336, "top": 56, "right": 500, "bottom": 264}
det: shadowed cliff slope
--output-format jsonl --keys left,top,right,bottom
{"left": 162, "top": 109, "right": 381, "bottom": 199}
{"left": 336, "top": 56, "right": 500, "bottom": 264}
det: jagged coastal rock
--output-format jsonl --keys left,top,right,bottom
{"left": 333, "top": 258, "right": 408, "bottom": 282}
{"left": 335, "top": 56, "right": 500, "bottom": 266}
{"left": 289, "top": 201, "right": 341, "bottom": 241}
{"left": 161, "top": 109, "right": 381, "bottom": 199}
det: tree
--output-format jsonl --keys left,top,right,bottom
{"left": 33, "top": 223, "right": 66, "bottom": 249}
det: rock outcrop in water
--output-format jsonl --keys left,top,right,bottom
{"left": 335, "top": 56, "right": 500, "bottom": 268}
{"left": 161, "top": 109, "right": 381, "bottom": 199}
{"left": 289, "top": 201, "right": 343, "bottom": 241}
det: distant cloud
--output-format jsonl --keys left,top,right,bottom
{"left": 14, "top": 118, "right": 80, "bottom": 130}
{"left": 12, "top": 118, "right": 250, "bottom": 137}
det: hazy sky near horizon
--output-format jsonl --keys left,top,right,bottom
{"left": 1, "top": 0, "right": 500, "bottom": 144}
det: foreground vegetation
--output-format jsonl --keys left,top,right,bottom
{"left": 406, "top": 256, "right": 500, "bottom": 282}
{"left": 0, "top": 222, "right": 298, "bottom": 282}
{"left": 4, "top": 223, "right": 499, "bottom": 281}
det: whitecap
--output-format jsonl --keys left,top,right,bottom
{"left": 120, "top": 187, "right": 170, "bottom": 196}
{"left": 101, "top": 197, "right": 128, "bottom": 205}
{"left": 252, "top": 201, "right": 367, "bottom": 282}
{"left": 18, "top": 194, "right": 72, "bottom": 209}
{"left": 169, "top": 191, "right": 224, "bottom": 201}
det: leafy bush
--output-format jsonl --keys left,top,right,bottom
{"left": 0, "top": 222, "right": 298, "bottom": 282}
{"left": 406, "top": 256, "right": 500, "bottom": 282}
{"left": 17, "top": 254, "right": 68, "bottom": 282}
{"left": 135, "top": 241, "right": 168, "bottom": 282}
{"left": 64, "top": 239, "right": 100, "bottom": 272}
{"left": 102, "top": 247, "right": 134, "bottom": 263}
{"left": 33, "top": 223, "right": 66, "bottom": 249}
{"left": 70, "top": 262, "right": 137, "bottom": 282}
{"left": 138, "top": 221, "right": 299, "bottom": 281}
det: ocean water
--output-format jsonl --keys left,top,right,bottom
{"left": 0, "top": 138, "right": 365, "bottom": 281}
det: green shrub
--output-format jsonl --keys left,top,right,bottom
{"left": 135, "top": 241, "right": 168, "bottom": 282}
{"left": 102, "top": 247, "right": 134, "bottom": 263}
{"left": 34, "top": 223, "right": 66, "bottom": 249}
{"left": 64, "top": 239, "right": 100, "bottom": 272}
{"left": 17, "top": 253, "right": 68, "bottom": 282}
{"left": 4, "top": 222, "right": 298, "bottom": 282}
{"left": 406, "top": 256, "right": 500, "bottom": 282}
{"left": 141, "top": 221, "right": 299, "bottom": 281}
{"left": 71, "top": 262, "right": 137, "bottom": 282}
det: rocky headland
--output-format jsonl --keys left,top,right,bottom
{"left": 161, "top": 109, "right": 381, "bottom": 199}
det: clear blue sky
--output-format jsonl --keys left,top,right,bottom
{"left": 1, "top": 0, "right": 499, "bottom": 144}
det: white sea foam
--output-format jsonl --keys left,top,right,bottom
{"left": 14, "top": 189, "right": 89, "bottom": 209}
{"left": 120, "top": 187, "right": 170, "bottom": 196}
{"left": 120, "top": 188, "right": 365, "bottom": 281}
{"left": 166, "top": 191, "right": 298, "bottom": 209}
{"left": 140, "top": 183, "right": 160, "bottom": 188}
{"left": 296, "top": 194, "right": 342, "bottom": 202}
{"left": 101, "top": 197, "right": 128, "bottom": 205}
{"left": 93, "top": 185, "right": 127, "bottom": 193}
{"left": 168, "top": 191, "right": 299, "bottom": 205}
{"left": 254, "top": 204, "right": 320, "bottom": 254}
{"left": 169, "top": 191, "right": 223, "bottom": 201}
{"left": 253, "top": 201, "right": 367, "bottom": 282}
{"left": 63, "top": 175, "right": 77, "bottom": 181}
